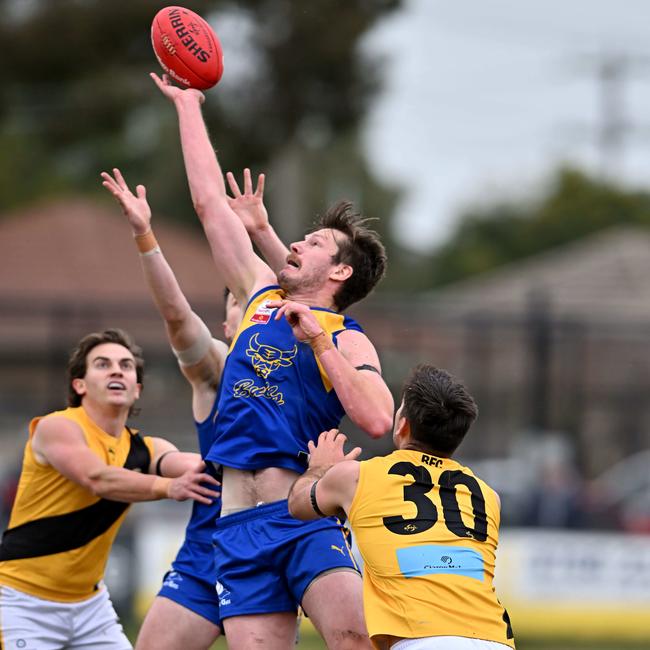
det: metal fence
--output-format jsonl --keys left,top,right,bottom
{"left": 2, "top": 294, "right": 649, "bottom": 530}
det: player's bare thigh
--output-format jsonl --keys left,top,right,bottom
{"left": 222, "top": 612, "right": 298, "bottom": 650}
{"left": 221, "top": 466, "right": 299, "bottom": 511}
{"left": 302, "top": 569, "right": 372, "bottom": 650}
{"left": 135, "top": 597, "right": 221, "bottom": 650}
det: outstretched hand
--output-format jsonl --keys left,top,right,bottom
{"left": 226, "top": 168, "right": 269, "bottom": 234}
{"left": 101, "top": 168, "right": 151, "bottom": 236}
{"left": 150, "top": 72, "right": 205, "bottom": 104}
{"left": 308, "top": 429, "right": 362, "bottom": 473}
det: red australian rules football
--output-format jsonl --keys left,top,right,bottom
{"left": 151, "top": 6, "right": 224, "bottom": 90}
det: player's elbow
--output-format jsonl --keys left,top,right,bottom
{"left": 287, "top": 496, "right": 300, "bottom": 519}
{"left": 288, "top": 500, "right": 316, "bottom": 521}
{"left": 161, "top": 310, "right": 188, "bottom": 330}
{"left": 287, "top": 485, "right": 313, "bottom": 521}
{"left": 287, "top": 492, "right": 303, "bottom": 520}
{"left": 191, "top": 190, "right": 223, "bottom": 222}
{"left": 363, "top": 414, "right": 392, "bottom": 439}
{"left": 83, "top": 477, "right": 106, "bottom": 498}
{"left": 84, "top": 467, "right": 112, "bottom": 498}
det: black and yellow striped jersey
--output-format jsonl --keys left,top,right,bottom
{"left": 0, "top": 406, "right": 153, "bottom": 602}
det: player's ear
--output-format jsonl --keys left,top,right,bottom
{"left": 71, "top": 378, "right": 86, "bottom": 398}
{"left": 330, "top": 264, "right": 352, "bottom": 283}
{"left": 395, "top": 415, "right": 410, "bottom": 444}
{"left": 134, "top": 383, "right": 142, "bottom": 400}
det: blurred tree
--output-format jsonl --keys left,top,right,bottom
{"left": 0, "top": 0, "right": 402, "bottom": 256}
{"left": 418, "top": 167, "right": 650, "bottom": 288}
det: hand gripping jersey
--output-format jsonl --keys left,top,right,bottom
{"left": 206, "top": 286, "right": 363, "bottom": 473}
{"left": 349, "top": 449, "right": 515, "bottom": 648}
{"left": 0, "top": 407, "right": 154, "bottom": 602}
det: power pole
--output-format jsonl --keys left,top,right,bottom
{"left": 596, "top": 54, "right": 628, "bottom": 178}
{"left": 567, "top": 51, "right": 650, "bottom": 180}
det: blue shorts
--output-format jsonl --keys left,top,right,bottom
{"left": 212, "top": 500, "right": 358, "bottom": 619}
{"left": 157, "top": 540, "right": 222, "bottom": 628}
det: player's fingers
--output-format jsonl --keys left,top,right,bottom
{"left": 100, "top": 175, "right": 118, "bottom": 193}
{"left": 226, "top": 171, "right": 242, "bottom": 197}
{"left": 274, "top": 305, "right": 289, "bottom": 320}
{"left": 112, "top": 168, "right": 129, "bottom": 191}
{"left": 345, "top": 446, "right": 362, "bottom": 461}
{"left": 199, "top": 486, "right": 221, "bottom": 498}
{"left": 243, "top": 168, "right": 253, "bottom": 194}
{"left": 149, "top": 72, "right": 166, "bottom": 90}
{"left": 190, "top": 483, "right": 219, "bottom": 499}
{"left": 100, "top": 173, "right": 122, "bottom": 194}
{"left": 335, "top": 434, "right": 348, "bottom": 449}
{"left": 197, "top": 473, "right": 220, "bottom": 486}
{"left": 136, "top": 185, "right": 147, "bottom": 200}
{"left": 101, "top": 181, "right": 118, "bottom": 197}
{"left": 255, "top": 173, "right": 265, "bottom": 197}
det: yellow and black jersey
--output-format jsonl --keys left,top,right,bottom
{"left": 349, "top": 449, "right": 515, "bottom": 648}
{"left": 0, "top": 406, "right": 154, "bottom": 602}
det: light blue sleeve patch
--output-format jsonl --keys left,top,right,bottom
{"left": 396, "top": 545, "right": 484, "bottom": 581}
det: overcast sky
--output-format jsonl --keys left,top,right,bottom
{"left": 362, "top": 0, "right": 650, "bottom": 251}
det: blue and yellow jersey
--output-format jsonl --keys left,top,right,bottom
{"left": 349, "top": 449, "right": 515, "bottom": 648}
{"left": 206, "top": 286, "right": 363, "bottom": 473}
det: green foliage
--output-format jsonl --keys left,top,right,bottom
{"left": 0, "top": 0, "right": 401, "bottom": 237}
{"left": 425, "top": 168, "right": 650, "bottom": 287}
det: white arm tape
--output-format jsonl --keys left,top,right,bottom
{"left": 172, "top": 319, "right": 213, "bottom": 367}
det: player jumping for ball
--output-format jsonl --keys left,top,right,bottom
{"left": 152, "top": 71, "right": 394, "bottom": 650}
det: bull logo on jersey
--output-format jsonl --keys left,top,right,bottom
{"left": 246, "top": 333, "right": 298, "bottom": 380}
{"left": 232, "top": 333, "right": 298, "bottom": 406}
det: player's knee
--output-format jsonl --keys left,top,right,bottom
{"left": 323, "top": 625, "right": 371, "bottom": 650}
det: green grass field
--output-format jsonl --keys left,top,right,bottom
{"left": 206, "top": 635, "right": 650, "bottom": 650}
{"left": 127, "top": 622, "right": 648, "bottom": 649}
{"left": 224, "top": 636, "right": 649, "bottom": 649}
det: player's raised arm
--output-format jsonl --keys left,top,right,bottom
{"left": 226, "top": 168, "right": 290, "bottom": 276}
{"left": 31, "top": 417, "right": 220, "bottom": 505}
{"left": 101, "top": 167, "right": 229, "bottom": 421}
{"left": 269, "top": 299, "right": 394, "bottom": 438}
{"left": 150, "top": 73, "right": 274, "bottom": 303}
